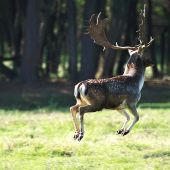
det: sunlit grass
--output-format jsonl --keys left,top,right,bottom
{"left": 0, "top": 106, "right": 170, "bottom": 169}
{"left": 0, "top": 79, "right": 169, "bottom": 169}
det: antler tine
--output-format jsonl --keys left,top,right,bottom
{"left": 137, "top": 4, "right": 154, "bottom": 54}
{"left": 84, "top": 12, "right": 137, "bottom": 51}
{"left": 138, "top": 5, "right": 147, "bottom": 47}
{"left": 86, "top": 14, "right": 95, "bottom": 26}
{"left": 97, "top": 12, "right": 102, "bottom": 24}
{"left": 145, "top": 36, "right": 154, "bottom": 48}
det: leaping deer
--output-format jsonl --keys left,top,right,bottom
{"left": 70, "top": 5, "right": 154, "bottom": 141}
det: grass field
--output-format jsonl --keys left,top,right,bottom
{"left": 0, "top": 80, "right": 170, "bottom": 170}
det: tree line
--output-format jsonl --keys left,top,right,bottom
{"left": 0, "top": 0, "right": 170, "bottom": 84}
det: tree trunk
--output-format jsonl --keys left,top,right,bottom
{"left": 67, "top": 0, "right": 77, "bottom": 81}
{"left": 20, "top": 0, "right": 42, "bottom": 84}
{"left": 93, "top": 0, "right": 107, "bottom": 76}
{"left": 14, "top": 0, "right": 22, "bottom": 56}
{"left": 117, "top": 0, "right": 138, "bottom": 75}
{"left": 167, "top": 32, "right": 170, "bottom": 74}
{"left": 0, "top": 22, "right": 4, "bottom": 54}
{"left": 53, "top": 13, "right": 66, "bottom": 75}
{"left": 166, "top": 2, "right": 170, "bottom": 74}
{"left": 147, "top": 0, "right": 159, "bottom": 77}
{"left": 38, "top": 0, "right": 58, "bottom": 75}
{"left": 80, "top": 0, "right": 97, "bottom": 80}
{"left": 13, "top": 0, "right": 23, "bottom": 73}
{"left": 0, "top": 0, "right": 13, "bottom": 50}
{"left": 102, "top": 0, "right": 128, "bottom": 77}
{"left": 160, "top": 28, "right": 166, "bottom": 73}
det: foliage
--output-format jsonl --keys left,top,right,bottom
{"left": 0, "top": 0, "right": 170, "bottom": 82}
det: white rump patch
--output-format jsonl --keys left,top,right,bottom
{"left": 80, "top": 84, "right": 86, "bottom": 97}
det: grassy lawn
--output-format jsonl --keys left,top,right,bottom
{"left": 0, "top": 80, "right": 170, "bottom": 170}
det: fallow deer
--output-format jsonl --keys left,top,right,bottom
{"left": 70, "top": 5, "right": 154, "bottom": 141}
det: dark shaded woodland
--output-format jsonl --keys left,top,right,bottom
{"left": 0, "top": 0, "right": 170, "bottom": 84}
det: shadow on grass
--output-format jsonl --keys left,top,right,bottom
{"left": 0, "top": 79, "right": 170, "bottom": 112}
{"left": 0, "top": 92, "right": 75, "bottom": 112}
{"left": 0, "top": 91, "right": 170, "bottom": 112}
{"left": 138, "top": 103, "right": 170, "bottom": 109}
{"left": 144, "top": 151, "right": 170, "bottom": 159}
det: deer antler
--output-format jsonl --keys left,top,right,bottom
{"left": 85, "top": 5, "right": 154, "bottom": 53}
{"left": 84, "top": 12, "right": 137, "bottom": 51}
{"left": 137, "top": 4, "right": 154, "bottom": 53}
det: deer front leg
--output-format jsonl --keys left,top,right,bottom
{"left": 70, "top": 105, "right": 80, "bottom": 140}
{"left": 122, "top": 105, "right": 139, "bottom": 136}
{"left": 116, "top": 109, "right": 130, "bottom": 135}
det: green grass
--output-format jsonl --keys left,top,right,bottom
{"left": 0, "top": 80, "right": 170, "bottom": 170}
{"left": 0, "top": 106, "right": 170, "bottom": 169}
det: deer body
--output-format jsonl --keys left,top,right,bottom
{"left": 71, "top": 50, "right": 154, "bottom": 141}
{"left": 70, "top": 7, "right": 154, "bottom": 141}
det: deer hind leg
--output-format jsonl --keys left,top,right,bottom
{"left": 78, "top": 105, "right": 103, "bottom": 142}
{"left": 122, "top": 105, "right": 139, "bottom": 136}
{"left": 70, "top": 105, "right": 80, "bottom": 140}
{"left": 116, "top": 109, "right": 130, "bottom": 135}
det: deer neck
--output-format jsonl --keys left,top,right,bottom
{"left": 123, "top": 56, "right": 146, "bottom": 91}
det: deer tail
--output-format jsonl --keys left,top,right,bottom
{"left": 74, "top": 82, "right": 88, "bottom": 100}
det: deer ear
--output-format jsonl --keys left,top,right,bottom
{"left": 128, "top": 49, "right": 133, "bottom": 55}
{"left": 128, "top": 49, "right": 138, "bottom": 56}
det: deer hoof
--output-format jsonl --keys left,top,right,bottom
{"left": 116, "top": 129, "right": 124, "bottom": 135}
{"left": 121, "top": 130, "right": 129, "bottom": 136}
{"left": 78, "top": 135, "right": 84, "bottom": 142}
{"left": 73, "top": 132, "right": 79, "bottom": 140}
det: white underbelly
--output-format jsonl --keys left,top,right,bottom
{"left": 117, "top": 100, "right": 127, "bottom": 109}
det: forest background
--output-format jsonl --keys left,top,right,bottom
{"left": 0, "top": 0, "right": 170, "bottom": 169}
{"left": 0, "top": 0, "right": 170, "bottom": 84}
